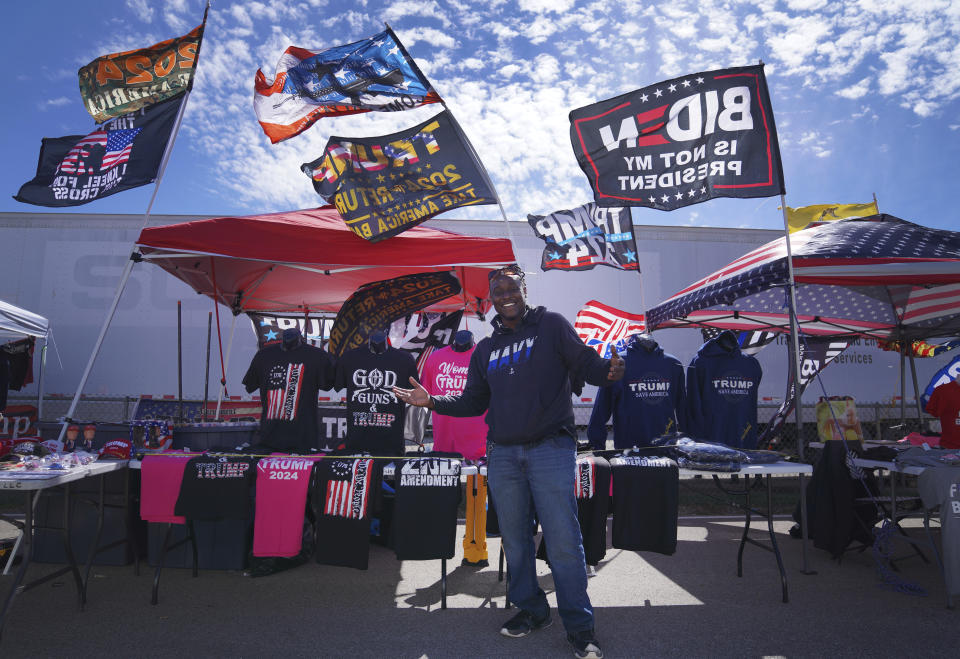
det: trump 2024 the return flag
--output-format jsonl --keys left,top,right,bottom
{"left": 527, "top": 202, "right": 638, "bottom": 272}
{"left": 569, "top": 64, "right": 784, "bottom": 210}
{"left": 14, "top": 95, "right": 183, "bottom": 207}
{"left": 254, "top": 27, "right": 440, "bottom": 144}
{"left": 302, "top": 110, "right": 497, "bottom": 243}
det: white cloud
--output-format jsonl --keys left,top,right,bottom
{"left": 401, "top": 27, "right": 458, "bottom": 50}
{"left": 126, "top": 0, "right": 154, "bottom": 22}
{"left": 518, "top": 0, "right": 575, "bottom": 14}
{"left": 38, "top": 97, "right": 71, "bottom": 111}
{"left": 837, "top": 77, "right": 871, "bottom": 99}
{"left": 384, "top": 1, "right": 453, "bottom": 29}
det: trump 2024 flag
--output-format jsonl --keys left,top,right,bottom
{"left": 574, "top": 300, "right": 646, "bottom": 359}
{"left": 254, "top": 27, "right": 440, "bottom": 144}
{"left": 569, "top": 64, "right": 784, "bottom": 210}
{"left": 302, "top": 110, "right": 497, "bottom": 243}
{"left": 528, "top": 202, "right": 638, "bottom": 271}
{"left": 14, "top": 95, "right": 182, "bottom": 207}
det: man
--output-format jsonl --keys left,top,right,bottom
{"left": 394, "top": 264, "right": 623, "bottom": 659}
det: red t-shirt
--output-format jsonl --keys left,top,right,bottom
{"left": 925, "top": 380, "right": 960, "bottom": 449}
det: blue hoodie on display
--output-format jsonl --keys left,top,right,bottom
{"left": 587, "top": 334, "right": 685, "bottom": 449}
{"left": 686, "top": 332, "right": 762, "bottom": 449}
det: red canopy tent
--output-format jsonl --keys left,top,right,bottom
{"left": 135, "top": 206, "right": 516, "bottom": 316}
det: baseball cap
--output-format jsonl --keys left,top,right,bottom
{"left": 98, "top": 438, "right": 132, "bottom": 459}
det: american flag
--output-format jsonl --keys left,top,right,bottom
{"left": 647, "top": 215, "right": 960, "bottom": 341}
{"left": 101, "top": 127, "right": 142, "bottom": 169}
{"left": 56, "top": 127, "right": 142, "bottom": 175}
{"left": 574, "top": 300, "right": 646, "bottom": 358}
{"left": 57, "top": 130, "right": 107, "bottom": 174}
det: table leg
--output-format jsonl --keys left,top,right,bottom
{"left": 798, "top": 472, "right": 815, "bottom": 575}
{"left": 0, "top": 491, "right": 35, "bottom": 639}
{"left": 82, "top": 473, "right": 107, "bottom": 604}
{"left": 736, "top": 477, "right": 751, "bottom": 578}
{"left": 441, "top": 558, "right": 447, "bottom": 610}
{"left": 764, "top": 475, "right": 788, "bottom": 604}
{"left": 60, "top": 483, "right": 85, "bottom": 609}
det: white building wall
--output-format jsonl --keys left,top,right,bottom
{"left": 0, "top": 211, "right": 947, "bottom": 406}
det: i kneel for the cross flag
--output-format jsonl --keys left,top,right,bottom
{"left": 569, "top": 64, "right": 784, "bottom": 211}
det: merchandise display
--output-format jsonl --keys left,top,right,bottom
{"left": 685, "top": 331, "right": 762, "bottom": 449}
{"left": 335, "top": 333, "right": 418, "bottom": 456}
{"left": 311, "top": 456, "right": 383, "bottom": 570}
{"left": 242, "top": 328, "right": 336, "bottom": 453}
{"left": 392, "top": 456, "right": 462, "bottom": 560}
{"left": 609, "top": 454, "right": 679, "bottom": 555}
{"left": 588, "top": 333, "right": 685, "bottom": 449}
{"left": 253, "top": 455, "right": 320, "bottom": 557}
{"left": 173, "top": 455, "right": 257, "bottom": 521}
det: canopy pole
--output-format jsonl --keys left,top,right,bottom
{"left": 214, "top": 314, "right": 238, "bottom": 421}
{"left": 202, "top": 311, "right": 212, "bottom": 422}
{"left": 908, "top": 349, "right": 924, "bottom": 427}
{"left": 900, "top": 345, "right": 907, "bottom": 425}
{"left": 778, "top": 194, "right": 806, "bottom": 461}
{"left": 57, "top": 257, "right": 137, "bottom": 442}
{"left": 36, "top": 337, "right": 47, "bottom": 421}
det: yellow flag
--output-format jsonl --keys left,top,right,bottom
{"left": 785, "top": 202, "right": 879, "bottom": 233}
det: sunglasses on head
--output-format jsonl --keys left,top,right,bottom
{"left": 488, "top": 264, "right": 523, "bottom": 281}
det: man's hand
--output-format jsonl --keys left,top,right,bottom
{"left": 607, "top": 346, "right": 625, "bottom": 381}
{"left": 393, "top": 376, "right": 434, "bottom": 409}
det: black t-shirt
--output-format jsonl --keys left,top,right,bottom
{"left": 334, "top": 346, "right": 418, "bottom": 457}
{"left": 174, "top": 455, "right": 257, "bottom": 520}
{"left": 610, "top": 455, "right": 678, "bottom": 555}
{"left": 242, "top": 343, "right": 336, "bottom": 452}
{"left": 537, "top": 454, "right": 611, "bottom": 567}
{"left": 311, "top": 456, "right": 383, "bottom": 570}
{"left": 392, "top": 457, "right": 462, "bottom": 560}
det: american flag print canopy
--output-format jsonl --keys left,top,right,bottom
{"left": 647, "top": 215, "right": 960, "bottom": 341}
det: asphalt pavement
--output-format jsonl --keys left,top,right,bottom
{"left": 0, "top": 516, "right": 955, "bottom": 658}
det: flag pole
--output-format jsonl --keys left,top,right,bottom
{"left": 778, "top": 194, "right": 806, "bottom": 461}
{"left": 57, "top": 93, "right": 193, "bottom": 442}
{"left": 442, "top": 104, "right": 518, "bottom": 250}
{"left": 385, "top": 22, "right": 519, "bottom": 255}
{"left": 57, "top": 6, "right": 210, "bottom": 441}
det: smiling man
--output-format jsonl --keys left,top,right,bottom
{"left": 394, "top": 264, "right": 623, "bottom": 659}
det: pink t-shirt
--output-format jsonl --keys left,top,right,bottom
{"left": 253, "top": 455, "right": 321, "bottom": 557}
{"left": 140, "top": 453, "right": 192, "bottom": 524}
{"left": 421, "top": 345, "right": 488, "bottom": 460}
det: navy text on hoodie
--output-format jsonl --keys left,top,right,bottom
{"left": 432, "top": 306, "right": 611, "bottom": 445}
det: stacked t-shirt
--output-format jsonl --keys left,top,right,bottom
{"left": 420, "top": 345, "right": 487, "bottom": 459}
{"left": 335, "top": 346, "right": 418, "bottom": 456}
{"left": 610, "top": 455, "right": 678, "bottom": 555}
{"left": 391, "top": 456, "right": 462, "bottom": 560}
{"left": 242, "top": 343, "right": 336, "bottom": 453}
{"left": 311, "top": 456, "right": 382, "bottom": 570}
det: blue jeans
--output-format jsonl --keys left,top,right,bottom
{"left": 487, "top": 434, "right": 593, "bottom": 633}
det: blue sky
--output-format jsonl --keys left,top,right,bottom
{"left": 3, "top": 0, "right": 959, "bottom": 231}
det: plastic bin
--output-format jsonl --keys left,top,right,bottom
{"left": 171, "top": 423, "right": 259, "bottom": 451}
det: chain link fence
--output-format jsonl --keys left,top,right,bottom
{"left": 4, "top": 395, "right": 930, "bottom": 460}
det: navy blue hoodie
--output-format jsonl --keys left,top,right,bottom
{"left": 432, "top": 306, "right": 611, "bottom": 445}
{"left": 686, "top": 334, "right": 762, "bottom": 449}
{"left": 587, "top": 335, "right": 685, "bottom": 449}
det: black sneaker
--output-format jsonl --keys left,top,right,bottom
{"left": 461, "top": 557, "right": 490, "bottom": 568}
{"left": 567, "top": 629, "right": 603, "bottom": 659}
{"left": 500, "top": 609, "right": 552, "bottom": 638}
